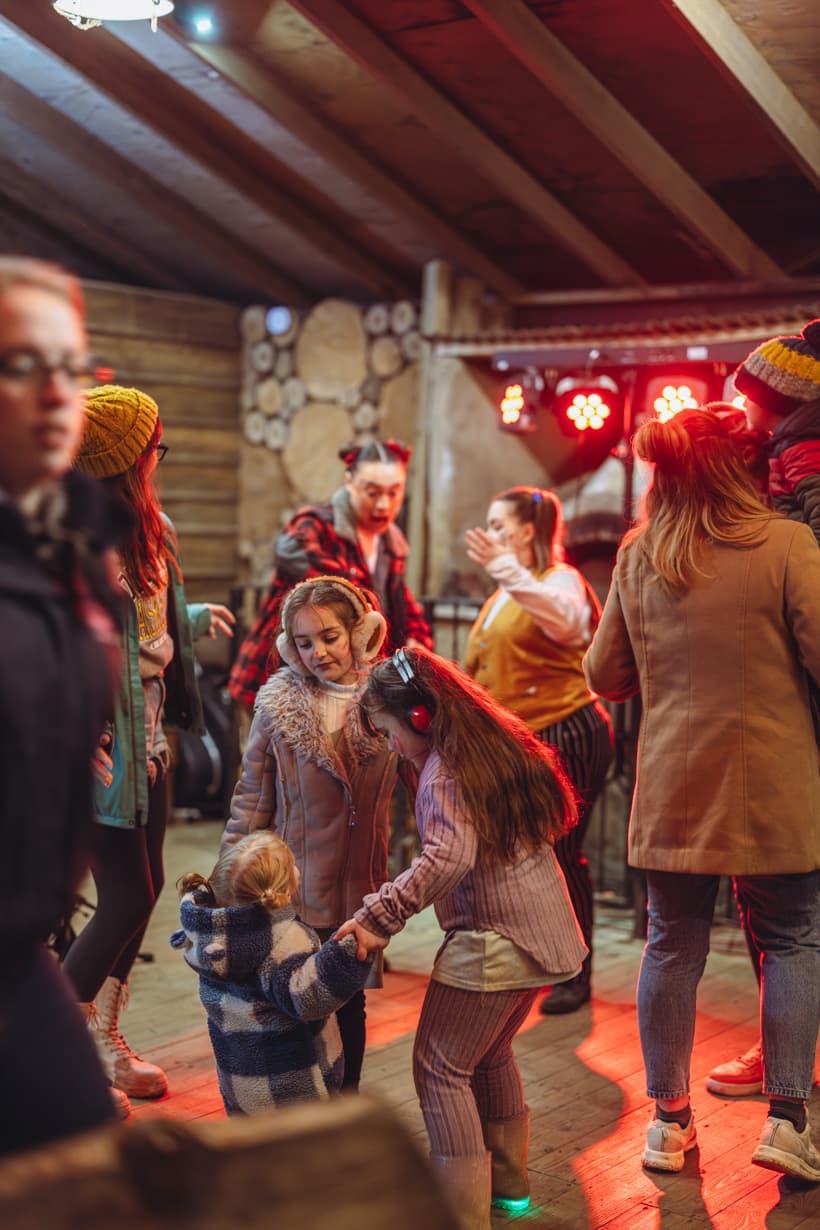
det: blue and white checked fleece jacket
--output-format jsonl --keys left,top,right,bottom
{"left": 170, "top": 892, "right": 372, "bottom": 1115}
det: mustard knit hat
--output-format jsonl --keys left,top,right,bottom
{"left": 734, "top": 319, "right": 820, "bottom": 417}
{"left": 75, "top": 385, "right": 159, "bottom": 478}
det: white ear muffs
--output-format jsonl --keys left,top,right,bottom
{"left": 276, "top": 628, "right": 311, "bottom": 675}
{"left": 276, "top": 575, "right": 387, "bottom": 676}
{"left": 350, "top": 609, "right": 387, "bottom": 666}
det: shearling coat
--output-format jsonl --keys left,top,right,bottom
{"left": 222, "top": 668, "right": 397, "bottom": 930}
{"left": 584, "top": 517, "right": 820, "bottom": 876}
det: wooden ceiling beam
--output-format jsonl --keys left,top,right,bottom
{"left": 287, "top": 0, "right": 643, "bottom": 287}
{"left": 3, "top": 3, "right": 412, "bottom": 299}
{"left": 181, "top": 40, "right": 525, "bottom": 300}
{"left": 463, "top": 0, "right": 784, "bottom": 281}
{"left": 0, "top": 74, "right": 311, "bottom": 307}
{"left": 0, "top": 155, "right": 184, "bottom": 291}
{"left": 0, "top": 190, "right": 142, "bottom": 286}
{"left": 661, "top": 0, "right": 820, "bottom": 192}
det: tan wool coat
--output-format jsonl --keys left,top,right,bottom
{"left": 584, "top": 517, "right": 820, "bottom": 876}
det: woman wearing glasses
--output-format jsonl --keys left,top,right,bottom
{"left": 0, "top": 258, "right": 125, "bottom": 1154}
{"left": 66, "top": 385, "right": 234, "bottom": 1117}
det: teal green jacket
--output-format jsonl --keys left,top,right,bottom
{"left": 95, "top": 518, "right": 210, "bottom": 829}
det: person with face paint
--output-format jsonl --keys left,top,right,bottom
{"left": 228, "top": 440, "right": 432, "bottom": 714}
{"left": 464, "top": 487, "right": 613, "bottom": 1015}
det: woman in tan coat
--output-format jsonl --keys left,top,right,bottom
{"left": 584, "top": 409, "right": 820, "bottom": 1183}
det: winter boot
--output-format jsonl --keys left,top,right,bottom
{"left": 78, "top": 1000, "right": 132, "bottom": 1119}
{"left": 93, "top": 976, "right": 168, "bottom": 1098}
{"left": 428, "top": 1152, "right": 491, "bottom": 1230}
{"left": 483, "top": 1107, "right": 530, "bottom": 1211}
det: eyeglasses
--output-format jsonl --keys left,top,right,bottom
{"left": 0, "top": 348, "right": 96, "bottom": 388}
{"left": 155, "top": 443, "right": 168, "bottom": 462}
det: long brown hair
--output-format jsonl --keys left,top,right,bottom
{"left": 360, "top": 647, "right": 577, "bottom": 862}
{"left": 492, "top": 486, "right": 564, "bottom": 572}
{"left": 625, "top": 409, "right": 774, "bottom": 591}
{"left": 103, "top": 421, "right": 178, "bottom": 594}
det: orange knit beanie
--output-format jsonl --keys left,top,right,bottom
{"left": 75, "top": 385, "right": 159, "bottom": 478}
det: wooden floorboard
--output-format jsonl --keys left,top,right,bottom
{"left": 97, "top": 820, "right": 819, "bottom": 1229}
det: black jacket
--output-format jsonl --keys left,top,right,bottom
{"left": 0, "top": 473, "right": 124, "bottom": 979}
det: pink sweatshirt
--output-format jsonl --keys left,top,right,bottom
{"left": 355, "top": 751, "right": 587, "bottom": 977}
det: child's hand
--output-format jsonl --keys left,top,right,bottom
{"left": 335, "top": 918, "right": 389, "bottom": 962}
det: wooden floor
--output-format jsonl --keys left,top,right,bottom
{"left": 113, "top": 820, "right": 819, "bottom": 1230}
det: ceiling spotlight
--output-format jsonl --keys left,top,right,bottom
{"left": 193, "top": 13, "right": 214, "bottom": 35}
{"left": 266, "top": 306, "right": 294, "bottom": 336}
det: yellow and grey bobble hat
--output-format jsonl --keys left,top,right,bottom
{"left": 74, "top": 385, "right": 159, "bottom": 478}
{"left": 734, "top": 318, "right": 820, "bottom": 417}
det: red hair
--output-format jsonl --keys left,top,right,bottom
{"left": 104, "top": 422, "right": 180, "bottom": 594}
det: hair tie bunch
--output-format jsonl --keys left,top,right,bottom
{"left": 337, "top": 438, "right": 413, "bottom": 470}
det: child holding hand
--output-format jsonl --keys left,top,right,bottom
{"left": 171, "top": 831, "right": 371, "bottom": 1115}
{"left": 220, "top": 576, "right": 397, "bottom": 1090}
{"left": 338, "top": 647, "right": 586, "bottom": 1230}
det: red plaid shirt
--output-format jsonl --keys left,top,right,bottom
{"left": 228, "top": 490, "right": 432, "bottom": 708}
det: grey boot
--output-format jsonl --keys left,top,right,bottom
{"left": 428, "top": 1152, "right": 491, "bottom": 1230}
{"left": 483, "top": 1107, "right": 530, "bottom": 1211}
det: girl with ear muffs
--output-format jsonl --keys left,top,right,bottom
{"left": 220, "top": 576, "right": 398, "bottom": 1090}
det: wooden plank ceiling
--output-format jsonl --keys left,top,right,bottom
{"left": 0, "top": 0, "right": 817, "bottom": 305}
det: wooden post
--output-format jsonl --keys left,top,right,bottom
{"left": 406, "top": 261, "right": 454, "bottom": 598}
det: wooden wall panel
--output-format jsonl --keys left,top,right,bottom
{"left": 84, "top": 282, "right": 241, "bottom": 659}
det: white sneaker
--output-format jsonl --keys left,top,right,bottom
{"left": 752, "top": 1115, "right": 820, "bottom": 1182}
{"left": 642, "top": 1114, "right": 697, "bottom": 1172}
{"left": 706, "top": 1040, "right": 763, "bottom": 1097}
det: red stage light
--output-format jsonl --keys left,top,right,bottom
{"left": 554, "top": 374, "right": 622, "bottom": 437}
{"left": 643, "top": 373, "right": 711, "bottom": 422}
{"left": 497, "top": 371, "right": 542, "bottom": 433}
{"left": 500, "top": 382, "right": 525, "bottom": 426}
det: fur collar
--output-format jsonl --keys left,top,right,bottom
{"left": 254, "top": 667, "right": 383, "bottom": 774}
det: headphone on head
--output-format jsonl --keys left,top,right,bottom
{"left": 393, "top": 648, "right": 434, "bottom": 734}
{"left": 277, "top": 576, "right": 387, "bottom": 676}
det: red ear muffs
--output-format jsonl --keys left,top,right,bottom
{"left": 407, "top": 704, "right": 433, "bottom": 734}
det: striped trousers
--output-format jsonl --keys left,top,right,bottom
{"left": 412, "top": 980, "right": 538, "bottom": 1157}
{"left": 537, "top": 700, "right": 614, "bottom": 988}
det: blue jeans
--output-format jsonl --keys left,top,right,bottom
{"left": 638, "top": 870, "right": 820, "bottom": 1101}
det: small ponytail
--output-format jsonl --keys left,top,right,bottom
{"left": 177, "top": 871, "right": 216, "bottom": 905}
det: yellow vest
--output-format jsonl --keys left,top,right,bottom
{"left": 464, "top": 568, "right": 593, "bottom": 730}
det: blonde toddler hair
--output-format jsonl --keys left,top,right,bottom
{"left": 178, "top": 832, "right": 299, "bottom": 914}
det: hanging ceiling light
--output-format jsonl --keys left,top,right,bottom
{"left": 53, "top": 0, "right": 174, "bottom": 33}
